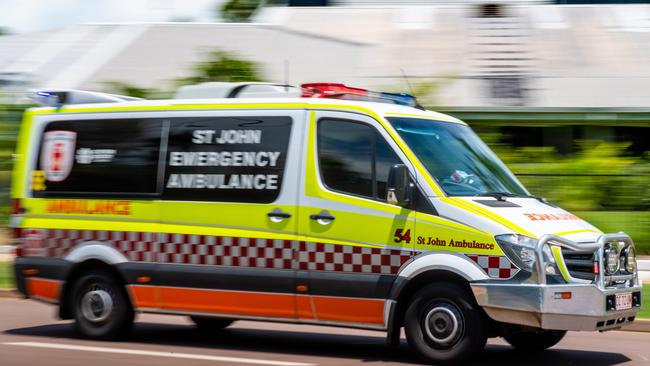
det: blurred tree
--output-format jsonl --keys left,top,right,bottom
{"left": 168, "top": 16, "right": 195, "bottom": 23}
{"left": 103, "top": 49, "right": 265, "bottom": 98}
{"left": 385, "top": 73, "right": 458, "bottom": 108}
{"left": 484, "top": 138, "right": 650, "bottom": 211}
{"left": 0, "top": 27, "right": 10, "bottom": 36}
{"left": 220, "top": 0, "right": 262, "bottom": 22}
{"left": 176, "top": 50, "right": 266, "bottom": 84}
{"left": 103, "top": 81, "right": 156, "bottom": 99}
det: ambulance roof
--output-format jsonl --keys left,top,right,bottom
{"left": 28, "top": 97, "right": 466, "bottom": 125}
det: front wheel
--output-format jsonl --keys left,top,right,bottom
{"left": 71, "top": 270, "right": 134, "bottom": 340}
{"left": 404, "top": 283, "right": 488, "bottom": 365}
{"left": 504, "top": 330, "right": 567, "bottom": 352}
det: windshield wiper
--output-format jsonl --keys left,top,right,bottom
{"left": 475, "top": 192, "right": 518, "bottom": 201}
{"left": 476, "top": 192, "right": 555, "bottom": 206}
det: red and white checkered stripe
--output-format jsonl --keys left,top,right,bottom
{"left": 465, "top": 254, "right": 519, "bottom": 279}
{"left": 297, "top": 242, "right": 412, "bottom": 274}
{"left": 17, "top": 228, "right": 412, "bottom": 275}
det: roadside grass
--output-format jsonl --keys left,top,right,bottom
{"left": 576, "top": 211, "right": 650, "bottom": 255}
{"left": 0, "top": 261, "right": 13, "bottom": 289}
{"left": 639, "top": 285, "right": 650, "bottom": 319}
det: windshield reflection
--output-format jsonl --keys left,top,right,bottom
{"left": 387, "top": 117, "right": 528, "bottom": 197}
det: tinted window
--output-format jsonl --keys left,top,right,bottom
{"left": 163, "top": 116, "right": 292, "bottom": 203}
{"left": 387, "top": 117, "right": 527, "bottom": 197}
{"left": 34, "top": 119, "right": 162, "bottom": 197}
{"left": 318, "top": 120, "right": 373, "bottom": 197}
{"left": 317, "top": 119, "right": 402, "bottom": 201}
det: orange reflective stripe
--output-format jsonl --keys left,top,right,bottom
{"left": 131, "top": 285, "right": 385, "bottom": 325}
{"left": 158, "top": 287, "right": 296, "bottom": 318}
{"left": 311, "top": 296, "right": 385, "bottom": 325}
{"left": 26, "top": 278, "right": 60, "bottom": 302}
{"left": 129, "top": 285, "right": 157, "bottom": 308}
{"left": 296, "top": 295, "right": 315, "bottom": 320}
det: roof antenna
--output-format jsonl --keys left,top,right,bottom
{"left": 400, "top": 68, "right": 415, "bottom": 95}
{"left": 400, "top": 68, "right": 425, "bottom": 110}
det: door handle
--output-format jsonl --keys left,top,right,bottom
{"left": 267, "top": 208, "right": 291, "bottom": 223}
{"left": 310, "top": 210, "right": 335, "bottom": 224}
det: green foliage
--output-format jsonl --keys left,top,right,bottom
{"left": 577, "top": 211, "right": 650, "bottom": 254}
{"left": 383, "top": 75, "right": 457, "bottom": 108}
{"left": 220, "top": 0, "right": 262, "bottom": 22}
{"left": 105, "top": 50, "right": 265, "bottom": 98}
{"left": 103, "top": 81, "right": 156, "bottom": 99}
{"left": 0, "top": 104, "right": 26, "bottom": 226}
{"left": 176, "top": 50, "right": 266, "bottom": 85}
{"left": 484, "top": 137, "right": 650, "bottom": 212}
{"left": 640, "top": 285, "right": 650, "bottom": 319}
{"left": 0, "top": 261, "right": 13, "bottom": 289}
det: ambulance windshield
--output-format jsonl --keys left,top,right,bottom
{"left": 387, "top": 117, "right": 528, "bottom": 197}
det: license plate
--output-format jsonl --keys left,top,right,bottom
{"left": 615, "top": 292, "right": 633, "bottom": 311}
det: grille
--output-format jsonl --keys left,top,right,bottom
{"left": 561, "top": 249, "right": 596, "bottom": 281}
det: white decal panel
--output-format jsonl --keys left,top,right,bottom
{"left": 40, "top": 130, "right": 76, "bottom": 182}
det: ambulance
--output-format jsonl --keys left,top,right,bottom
{"left": 11, "top": 83, "right": 642, "bottom": 365}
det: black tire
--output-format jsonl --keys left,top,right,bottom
{"left": 404, "top": 283, "right": 488, "bottom": 366}
{"left": 504, "top": 330, "right": 566, "bottom": 352}
{"left": 71, "top": 270, "right": 134, "bottom": 340}
{"left": 190, "top": 316, "right": 234, "bottom": 331}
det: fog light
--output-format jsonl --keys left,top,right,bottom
{"left": 545, "top": 264, "right": 557, "bottom": 275}
{"left": 622, "top": 246, "right": 637, "bottom": 273}
{"left": 604, "top": 244, "right": 619, "bottom": 275}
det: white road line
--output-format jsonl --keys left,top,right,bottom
{"left": 1, "top": 342, "right": 316, "bottom": 366}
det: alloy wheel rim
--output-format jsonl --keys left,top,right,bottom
{"left": 80, "top": 287, "right": 114, "bottom": 323}
{"left": 423, "top": 303, "right": 464, "bottom": 347}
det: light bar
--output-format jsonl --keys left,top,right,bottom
{"left": 29, "top": 89, "right": 142, "bottom": 107}
{"left": 301, "top": 83, "right": 420, "bottom": 108}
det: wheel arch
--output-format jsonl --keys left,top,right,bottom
{"left": 387, "top": 252, "right": 489, "bottom": 341}
{"left": 58, "top": 258, "right": 130, "bottom": 320}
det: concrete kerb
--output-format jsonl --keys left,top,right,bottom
{"left": 0, "top": 289, "right": 19, "bottom": 298}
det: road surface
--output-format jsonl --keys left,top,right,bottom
{"left": 0, "top": 299, "right": 648, "bottom": 366}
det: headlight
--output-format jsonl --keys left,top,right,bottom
{"left": 495, "top": 234, "right": 538, "bottom": 270}
{"left": 603, "top": 243, "right": 619, "bottom": 275}
{"left": 621, "top": 246, "right": 637, "bottom": 273}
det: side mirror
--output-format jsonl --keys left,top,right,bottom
{"left": 387, "top": 164, "right": 411, "bottom": 206}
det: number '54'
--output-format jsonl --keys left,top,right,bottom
{"left": 393, "top": 228, "right": 411, "bottom": 244}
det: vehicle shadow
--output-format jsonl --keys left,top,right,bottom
{"left": 4, "top": 322, "right": 631, "bottom": 366}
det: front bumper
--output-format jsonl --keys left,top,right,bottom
{"left": 471, "top": 233, "right": 642, "bottom": 331}
{"left": 471, "top": 282, "right": 642, "bottom": 331}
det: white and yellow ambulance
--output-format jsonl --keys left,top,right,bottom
{"left": 11, "top": 83, "right": 641, "bottom": 365}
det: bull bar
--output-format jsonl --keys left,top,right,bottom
{"left": 471, "top": 233, "right": 642, "bottom": 331}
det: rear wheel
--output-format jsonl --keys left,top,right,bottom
{"left": 190, "top": 316, "right": 234, "bottom": 332}
{"left": 404, "top": 283, "right": 488, "bottom": 365}
{"left": 504, "top": 330, "right": 567, "bottom": 352}
{"left": 71, "top": 270, "right": 134, "bottom": 340}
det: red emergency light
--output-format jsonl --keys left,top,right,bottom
{"left": 300, "top": 83, "right": 422, "bottom": 109}
{"left": 301, "top": 83, "right": 368, "bottom": 98}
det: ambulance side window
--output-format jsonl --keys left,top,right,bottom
{"left": 317, "top": 118, "right": 402, "bottom": 202}
{"left": 33, "top": 119, "right": 162, "bottom": 197}
{"left": 163, "top": 116, "right": 292, "bottom": 203}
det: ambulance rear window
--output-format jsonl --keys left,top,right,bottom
{"left": 162, "top": 116, "right": 292, "bottom": 203}
{"left": 33, "top": 118, "right": 163, "bottom": 197}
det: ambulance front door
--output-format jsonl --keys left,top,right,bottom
{"left": 296, "top": 110, "right": 416, "bottom": 328}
